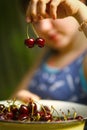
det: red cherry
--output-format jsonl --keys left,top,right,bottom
{"left": 35, "top": 37, "right": 45, "bottom": 48}
{"left": 24, "top": 38, "right": 35, "bottom": 48}
{"left": 18, "top": 114, "right": 28, "bottom": 121}
{"left": 28, "top": 101, "right": 37, "bottom": 115}
{"left": 0, "top": 104, "right": 5, "bottom": 111}
{"left": 19, "top": 104, "right": 29, "bottom": 114}
{"left": 75, "top": 116, "right": 83, "bottom": 120}
{"left": 10, "top": 105, "right": 19, "bottom": 114}
{"left": 6, "top": 112, "right": 14, "bottom": 120}
{"left": 0, "top": 113, "right": 6, "bottom": 120}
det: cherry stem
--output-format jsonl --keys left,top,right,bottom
{"left": 51, "top": 106, "right": 59, "bottom": 116}
{"left": 27, "top": 24, "right": 30, "bottom": 39}
{"left": 30, "top": 23, "right": 39, "bottom": 38}
{"left": 12, "top": 98, "right": 16, "bottom": 105}
{"left": 72, "top": 108, "right": 77, "bottom": 119}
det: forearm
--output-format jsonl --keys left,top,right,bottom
{"left": 74, "top": 2, "right": 87, "bottom": 37}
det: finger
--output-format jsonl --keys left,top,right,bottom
{"left": 50, "top": 0, "right": 64, "bottom": 19}
{"left": 26, "top": 0, "right": 32, "bottom": 22}
{"left": 26, "top": 0, "right": 38, "bottom": 22}
{"left": 30, "top": 0, "right": 39, "bottom": 21}
{"left": 38, "top": 0, "right": 51, "bottom": 18}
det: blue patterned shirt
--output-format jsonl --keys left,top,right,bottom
{"left": 28, "top": 50, "right": 87, "bottom": 105}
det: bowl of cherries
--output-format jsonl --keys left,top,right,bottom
{"left": 0, "top": 99, "right": 87, "bottom": 130}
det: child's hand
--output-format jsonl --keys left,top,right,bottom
{"left": 26, "top": 0, "right": 82, "bottom": 22}
{"left": 15, "top": 90, "right": 41, "bottom": 103}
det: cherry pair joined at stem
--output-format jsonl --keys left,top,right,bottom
{"left": 24, "top": 37, "right": 45, "bottom": 48}
{"left": 24, "top": 23, "right": 45, "bottom": 48}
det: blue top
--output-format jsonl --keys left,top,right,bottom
{"left": 28, "top": 50, "right": 87, "bottom": 105}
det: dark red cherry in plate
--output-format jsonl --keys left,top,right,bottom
{"left": 35, "top": 37, "right": 45, "bottom": 48}
{"left": 24, "top": 38, "right": 35, "bottom": 48}
{"left": 19, "top": 104, "right": 29, "bottom": 114}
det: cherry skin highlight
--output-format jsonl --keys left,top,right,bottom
{"left": 24, "top": 38, "right": 35, "bottom": 48}
{"left": 35, "top": 37, "right": 45, "bottom": 48}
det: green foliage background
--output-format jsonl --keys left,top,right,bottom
{"left": 0, "top": 0, "right": 40, "bottom": 100}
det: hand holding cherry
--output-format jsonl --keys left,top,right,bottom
{"left": 24, "top": 23, "right": 45, "bottom": 48}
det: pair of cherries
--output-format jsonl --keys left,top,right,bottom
{"left": 24, "top": 23, "right": 45, "bottom": 48}
{"left": 24, "top": 37, "right": 45, "bottom": 48}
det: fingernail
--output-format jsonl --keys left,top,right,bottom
{"left": 53, "top": 15, "right": 56, "bottom": 19}
{"left": 26, "top": 17, "right": 31, "bottom": 23}
{"left": 38, "top": 15, "right": 43, "bottom": 20}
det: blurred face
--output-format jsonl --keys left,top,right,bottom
{"left": 33, "top": 0, "right": 86, "bottom": 50}
{"left": 34, "top": 17, "right": 79, "bottom": 50}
